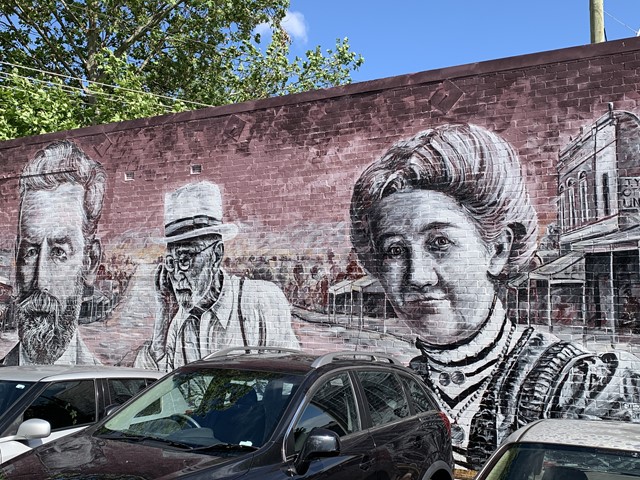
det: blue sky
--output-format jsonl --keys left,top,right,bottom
{"left": 283, "top": 0, "right": 640, "bottom": 83}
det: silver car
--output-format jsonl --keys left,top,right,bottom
{"left": 473, "top": 418, "right": 640, "bottom": 480}
{"left": 0, "top": 365, "right": 161, "bottom": 464}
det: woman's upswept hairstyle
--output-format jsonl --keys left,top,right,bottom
{"left": 350, "top": 123, "right": 538, "bottom": 280}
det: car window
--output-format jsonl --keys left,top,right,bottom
{"left": 400, "top": 375, "right": 437, "bottom": 413}
{"left": 356, "top": 370, "right": 409, "bottom": 427}
{"left": 484, "top": 442, "right": 640, "bottom": 479}
{"left": 0, "top": 381, "right": 35, "bottom": 415}
{"left": 23, "top": 380, "right": 96, "bottom": 430}
{"left": 293, "top": 372, "right": 360, "bottom": 452}
{"left": 107, "top": 378, "right": 154, "bottom": 405}
{"left": 0, "top": 381, "right": 37, "bottom": 436}
{"left": 100, "top": 368, "right": 303, "bottom": 449}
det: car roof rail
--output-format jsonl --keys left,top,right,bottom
{"left": 311, "top": 351, "right": 402, "bottom": 368}
{"left": 203, "top": 346, "right": 301, "bottom": 360}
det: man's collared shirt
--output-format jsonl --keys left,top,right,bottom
{"left": 135, "top": 270, "right": 299, "bottom": 371}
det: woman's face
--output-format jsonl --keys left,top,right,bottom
{"left": 368, "top": 189, "right": 509, "bottom": 345}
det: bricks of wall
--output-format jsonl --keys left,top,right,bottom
{"left": 2, "top": 36, "right": 640, "bottom": 471}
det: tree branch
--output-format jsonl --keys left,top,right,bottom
{"left": 113, "top": 0, "right": 189, "bottom": 57}
{"left": 0, "top": 19, "right": 39, "bottom": 65}
{"left": 50, "top": 4, "right": 88, "bottom": 68}
{"left": 8, "top": 0, "right": 78, "bottom": 78}
{"left": 83, "top": 0, "right": 102, "bottom": 82}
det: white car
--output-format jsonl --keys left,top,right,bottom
{"left": 0, "top": 364, "right": 162, "bottom": 464}
{"left": 473, "top": 418, "right": 640, "bottom": 480}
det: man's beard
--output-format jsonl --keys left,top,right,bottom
{"left": 172, "top": 267, "right": 221, "bottom": 312}
{"left": 17, "top": 289, "right": 81, "bottom": 364}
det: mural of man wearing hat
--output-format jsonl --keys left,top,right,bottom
{"left": 135, "top": 181, "right": 299, "bottom": 371}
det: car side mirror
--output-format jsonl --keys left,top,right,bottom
{"left": 15, "top": 418, "right": 51, "bottom": 441}
{"left": 294, "top": 428, "right": 340, "bottom": 475}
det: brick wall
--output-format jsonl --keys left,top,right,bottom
{"left": 2, "top": 36, "right": 640, "bottom": 469}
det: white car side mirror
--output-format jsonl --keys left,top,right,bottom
{"left": 15, "top": 419, "right": 51, "bottom": 440}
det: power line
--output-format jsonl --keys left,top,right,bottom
{"left": 0, "top": 73, "right": 175, "bottom": 114}
{"left": 0, "top": 60, "right": 213, "bottom": 109}
{"left": 0, "top": 70, "right": 176, "bottom": 112}
{"left": 0, "top": 72, "right": 96, "bottom": 110}
{"left": 0, "top": 69, "right": 175, "bottom": 111}
{"left": 0, "top": 4, "right": 296, "bottom": 110}
{"left": 604, "top": 10, "right": 639, "bottom": 36}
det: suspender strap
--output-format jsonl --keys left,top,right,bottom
{"left": 237, "top": 277, "right": 266, "bottom": 351}
{"left": 238, "top": 277, "right": 248, "bottom": 349}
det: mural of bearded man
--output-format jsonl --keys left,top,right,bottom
{"left": 2, "top": 140, "right": 106, "bottom": 365}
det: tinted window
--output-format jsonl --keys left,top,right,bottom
{"left": 0, "top": 380, "right": 35, "bottom": 415}
{"left": 357, "top": 370, "right": 408, "bottom": 427}
{"left": 101, "top": 369, "right": 303, "bottom": 449}
{"left": 107, "top": 378, "right": 153, "bottom": 405}
{"left": 401, "top": 375, "right": 437, "bottom": 413}
{"left": 0, "top": 381, "right": 37, "bottom": 436}
{"left": 23, "top": 380, "right": 96, "bottom": 430}
{"left": 293, "top": 373, "right": 360, "bottom": 452}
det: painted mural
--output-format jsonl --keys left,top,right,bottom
{"left": 2, "top": 141, "right": 106, "bottom": 365}
{"left": 3, "top": 45, "right": 640, "bottom": 473}
{"left": 350, "top": 121, "right": 640, "bottom": 468}
{"left": 133, "top": 181, "right": 299, "bottom": 371}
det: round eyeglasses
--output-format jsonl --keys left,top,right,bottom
{"left": 164, "top": 242, "right": 216, "bottom": 273}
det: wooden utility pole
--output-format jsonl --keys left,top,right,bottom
{"left": 590, "top": 0, "right": 605, "bottom": 43}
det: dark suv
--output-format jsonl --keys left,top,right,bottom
{"left": 0, "top": 348, "right": 454, "bottom": 480}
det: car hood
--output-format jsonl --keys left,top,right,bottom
{"left": 0, "top": 433, "right": 250, "bottom": 479}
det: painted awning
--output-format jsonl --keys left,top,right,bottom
{"left": 351, "top": 276, "right": 385, "bottom": 294}
{"left": 328, "top": 279, "right": 355, "bottom": 296}
{"left": 571, "top": 225, "right": 640, "bottom": 252}
{"left": 528, "top": 251, "right": 585, "bottom": 282}
{"left": 508, "top": 273, "right": 529, "bottom": 288}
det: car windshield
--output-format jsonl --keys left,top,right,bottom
{"left": 0, "top": 380, "right": 36, "bottom": 415}
{"left": 98, "top": 367, "right": 303, "bottom": 451}
{"left": 484, "top": 442, "right": 640, "bottom": 480}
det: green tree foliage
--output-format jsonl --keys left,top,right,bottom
{"left": 0, "top": 0, "right": 363, "bottom": 140}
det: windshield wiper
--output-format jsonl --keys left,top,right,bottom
{"left": 189, "top": 442, "right": 259, "bottom": 453}
{"left": 98, "top": 430, "right": 258, "bottom": 453}
{"left": 99, "top": 430, "right": 194, "bottom": 450}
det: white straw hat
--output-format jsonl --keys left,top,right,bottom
{"left": 162, "top": 181, "right": 238, "bottom": 243}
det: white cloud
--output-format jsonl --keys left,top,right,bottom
{"left": 254, "top": 10, "right": 308, "bottom": 44}
{"left": 282, "top": 11, "right": 308, "bottom": 43}
{"left": 254, "top": 22, "right": 271, "bottom": 37}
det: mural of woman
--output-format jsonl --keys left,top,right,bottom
{"left": 350, "top": 124, "right": 640, "bottom": 470}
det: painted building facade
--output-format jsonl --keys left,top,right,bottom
{"left": 2, "top": 37, "right": 640, "bottom": 470}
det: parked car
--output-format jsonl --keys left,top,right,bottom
{"left": 473, "top": 418, "right": 640, "bottom": 479}
{"left": 0, "top": 347, "right": 454, "bottom": 480}
{"left": 0, "top": 364, "right": 162, "bottom": 464}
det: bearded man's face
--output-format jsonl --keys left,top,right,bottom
{"left": 17, "top": 285, "right": 82, "bottom": 364}
{"left": 16, "top": 184, "right": 87, "bottom": 363}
